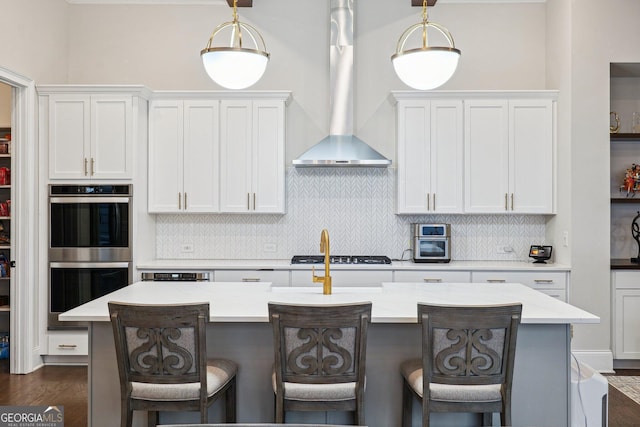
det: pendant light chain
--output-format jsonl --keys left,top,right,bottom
{"left": 232, "top": 0, "right": 243, "bottom": 49}
{"left": 421, "top": 0, "right": 428, "bottom": 49}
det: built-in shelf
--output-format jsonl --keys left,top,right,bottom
{"left": 612, "top": 198, "right": 640, "bottom": 203}
{"left": 611, "top": 133, "right": 640, "bottom": 141}
{"left": 0, "top": 307, "right": 9, "bottom": 312}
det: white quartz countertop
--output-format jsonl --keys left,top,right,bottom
{"left": 59, "top": 281, "right": 596, "bottom": 324}
{"left": 136, "top": 259, "right": 570, "bottom": 271}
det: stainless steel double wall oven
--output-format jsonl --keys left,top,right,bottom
{"left": 48, "top": 185, "right": 132, "bottom": 328}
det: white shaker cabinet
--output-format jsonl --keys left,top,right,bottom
{"left": 148, "top": 99, "right": 220, "bottom": 213}
{"left": 396, "top": 99, "right": 463, "bottom": 214}
{"left": 219, "top": 99, "right": 286, "bottom": 213}
{"left": 612, "top": 270, "right": 640, "bottom": 359}
{"left": 47, "top": 93, "right": 135, "bottom": 180}
{"left": 464, "top": 98, "right": 554, "bottom": 213}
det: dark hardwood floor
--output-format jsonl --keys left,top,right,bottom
{"left": 607, "top": 369, "right": 640, "bottom": 427}
{"left": 0, "top": 361, "right": 638, "bottom": 427}
{"left": 0, "top": 360, "right": 87, "bottom": 427}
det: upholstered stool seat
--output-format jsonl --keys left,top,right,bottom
{"left": 401, "top": 359, "right": 502, "bottom": 403}
{"left": 271, "top": 370, "right": 358, "bottom": 402}
{"left": 132, "top": 359, "right": 237, "bottom": 402}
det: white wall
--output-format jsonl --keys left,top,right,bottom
{"left": 63, "top": 0, "right": 547, "bottom": 164}
{"left": 0, "top": 1, "right": 69, "bottom": 83}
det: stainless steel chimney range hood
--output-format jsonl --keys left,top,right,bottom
{"left": 293, "top": 0, "right": 391, "bottom": 168}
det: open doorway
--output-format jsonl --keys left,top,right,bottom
{"left": 0, "top": 83, "right": 10, "bottom": 366}
{"left": 0, "top": 67, "right": 38, "bottom": 374}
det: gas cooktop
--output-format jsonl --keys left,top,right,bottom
{"left": 291, "top": 255, "right": 392, "bottom": 265}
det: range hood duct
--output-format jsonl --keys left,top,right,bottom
{"left": 293, "top": 0, "right": 391, "bottom": 167}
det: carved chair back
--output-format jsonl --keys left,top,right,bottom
{"left": 108, "top": 302, "right": 209, "bottom": 392}
{"left": 268, "top": 302, "right": 372, "bottom": 387}
{"left": 418, "top": 303, "right": 522, "bottom": 388}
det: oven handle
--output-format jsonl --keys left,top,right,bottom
{"left": 49, "top": 261, "right": 131, "bottom": 269}
{"left": 49, "top": 196, "right": 131, "bottom": 204}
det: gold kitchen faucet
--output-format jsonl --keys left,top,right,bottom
{"left": 312, "top": 229, "right": 332, "bottom": 295}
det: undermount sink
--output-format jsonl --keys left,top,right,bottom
{"left": 271, "top": 286, "right": 383, "bottom": 293}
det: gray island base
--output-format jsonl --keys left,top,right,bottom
{"left": 60, "top": 281, "right": 599, "bottom": 427}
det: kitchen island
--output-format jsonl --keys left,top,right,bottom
{"left": 60, "top": 281, "right": 598, "bottom": 427}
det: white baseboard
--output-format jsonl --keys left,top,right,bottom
{"left": 42, "top": 355, "right": 88, "bottom": 366}
{"left": 571, "top": 350, "right": 614, "bottom": 373}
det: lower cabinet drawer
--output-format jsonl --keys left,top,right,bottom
{"left": 393, "top": 270, "right": 471, "bottom": 283}
{"left": 214, "top": 270, "right": 290, "bottom": 286}
{"left": 47, "top": 330, "right": 88, "bottom": 356}
{"left": 472, "top": 271, "right": 567, "bottom": 287}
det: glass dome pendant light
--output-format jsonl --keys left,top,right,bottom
{"left": 200, "top": 0, "right": 270, "bottom": 90}
{"left": 391, "top": 0, "right": 461, "bottom": 90}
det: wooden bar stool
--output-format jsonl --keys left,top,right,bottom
{"left": 108, "top": 302, "right": 237, "bottom": 427}
{"left": 401, "top": 303, "right": 522, "bottom": 427}
{"left": 268, "top": 302, "right": 372, "bottom": 425}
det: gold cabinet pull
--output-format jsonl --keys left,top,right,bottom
{"left": 511, "top": 193, "right": 514, "bottom": 210}
{"left": 91, "top": 158, "right": 95, "bottom": 176}
{"left": 426, "top": 193, "right": 430, "bottom": 210}
{"left": 242, "top": 278, "right": 261, "bottom": 282}
{"left": 253, "top": 193, "right": 256, "bottom": 211}
{"left": 178, "top": 193, "right": 182, "bottom": 210}
{"left": 84, "top": 158, "right": 88, "bottom": 176}
{"left": 57, "top": 344, "right": 77, "bottom": 349}
{"left": 486, "top": 279, "right": 506, "bottom": 283}
{"left": 423, "top": 278, "right": 442, "bottom": 283}
{"left": 504, "top": 193, "right": 508, "bottom": 211}
{"left": 433, "top": 193, "right": 436, "bottom": 211}
{"left": 247, "top": 193, "right": 250, "bottom": 210}
{"left": 184, "top": 192, "right": 188, "bottom": 210}
{"left": 534, "top": 279, "right": 554, "bottom": 284}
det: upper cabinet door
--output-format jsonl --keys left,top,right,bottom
{"left": 91, "top": 96, "right": 133, "bottom": 179}
{"left": 48, "top": 94, "right": 90, "bottom": 180}
{"left": 252, "top": 100, "right": 285, "bottom": 213}
{"left": 396, "top": 99, "right": 463, "bottom": 214}
{"left": 148, "top": 100, "right": 184, "bottom": 213}
{"left": 464, "top": 100, "right": 510, "bottom": 213}
{"left": 183, "top": 100, "right": 220, "bottom": 213}
{"left": 48, "top": 93, "right": 134, "bottom": 180}
{"left": 397, "top": 100, "right": 430, "bottom": 213}
{"left": 509, "top": 99, "right": 554, "bottom": 213}
{"left": 220, "top": 100, "right": 252, "bottom": 213}
{"left": 430, "top": 100, "right": 463, "bottom": 213}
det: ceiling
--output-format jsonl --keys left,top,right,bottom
{"left": 227, "top": 0, "right": 435, "bottom": 6}
{"left": 67, "top": 0, "right": 542, "bottom": 4}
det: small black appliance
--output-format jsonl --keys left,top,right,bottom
{"left": 529, "top": 245, "right": 552, "bottom": 264}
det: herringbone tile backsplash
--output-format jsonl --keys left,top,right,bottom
{"left": 156, "top": 168, "right": 547, "bottom": 261}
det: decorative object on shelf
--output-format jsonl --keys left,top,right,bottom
{"left": 200, "top": 0, "right": 270, "bottom": 89}
{"left": 621, "top": 163, "right": 640, "bottom": 197}
{"left": 391, "top": 0, "right": 461, "bottom": 90}
{"left": 631, "top": 211, "right": 640, "bottom": 264}
{"left": 633, "top": 112, "right": 640, "bottom": 133}
{"left": 611, "top": 112, "right": 621, "bottom": 134}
